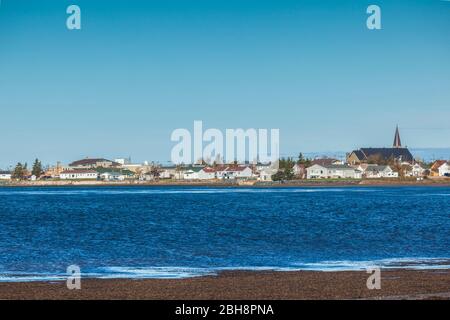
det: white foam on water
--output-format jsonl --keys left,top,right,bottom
{"left": 1, "top": 258, "right": 449, "bottom": 282}
{"left": 0, "top": 187, "right": 381, "bottom": 196}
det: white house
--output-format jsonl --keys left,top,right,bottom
{"left": 159, "top": 166, "right": 177, "bottom": 179}
{"left": 406, "top": 163, "right": 426, "bottom": 177}
{"left": 438, "top": 162, "right": 450, "bottom": 177}
{"left": 364, "top": 165, "right": 398, "bottom": 178}
{"left": 0, "top": 171, "right": 11, "bottom": 180}
{"left": 257, "top": 168, "right": 277, "bottom": 181}
{"left": 306, "top": 164, "right": 362, "bottom": 179}
{"left": 222, "top": 166, "right": 253, "bottom": 179}
{"left": 196, "top": 167, "right": 217, "bottom": 180}
{"left": 292, "top": 164, "right": 306, "bottom": 178}
{"left": 60, "top": 170, "right": 98, "bottom": 180}
{"left": 100, "top": 172, "right": 125, "bottom": 181}
{"left": 183, "top": 167, "right": 203, "bottom": 180}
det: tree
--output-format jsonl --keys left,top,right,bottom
{"left": 12, "top": 162, "right": 26, "bottom": 180}
{"left": 31, "top": 158, "right": 43, "bottom": 177}
{"left": 297, "top": 152, "right": 312, "bottom": 167}
{"left": 150, "top": 166, "right": 161, "bottom": 180}
{"left": 272, "top": 157, "right": 296, "bottom": 181}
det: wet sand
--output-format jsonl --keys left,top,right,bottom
{"left": 0, "top": 269, "right": 449, "bottom": 300}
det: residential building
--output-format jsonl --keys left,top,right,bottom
{"left": 363, "top": 165, "right": 398, "bottom": 178}
{"left": 159, "top": 166, "right": 177, "bottom": 179}
{"left": 292, "top": 163, "right": 306, "bottom": 178}
{"left": 437, "top": 162, "right": 450, "bottom": 177}
{"left": 310, "top": 158, "right": 343, "bottom": 166}
{"left": 406, "top": 163, "right": 426, "bottom": 177}
{"left": 222, "top": 166, "right": 254, "bottom": 179}
{"left": 197, "top": 167, "right": 217, "bottom": 180}
{"left": 257, "top": 167, "right": 278, "bottom": 181}
{"left": 0, "top": 171, "right": 11, "bottom": 180}
{"left": 60, "top": 170, "right": 98, "bottom": 180}
{"left": 100, "top": 172, "right": 125, "bottom": 181}
{"left": 183, "top": 167, "right": 204, "bottom": 180}
{"left": 430, "top": 160, "right": 450, "bottom": 177}
{"left": 306, "top": 164, "right": 362, "bottom": 179}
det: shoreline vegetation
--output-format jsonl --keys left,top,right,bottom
{"left": 0, "top": 177, "right": 449, "bottom": 188}
{"left": 0, "top": 269, "right": 449, "bottom": 300}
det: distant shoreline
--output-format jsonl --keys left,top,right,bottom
{"left": 0, "top": 178, "right": 449, "bottom": 188}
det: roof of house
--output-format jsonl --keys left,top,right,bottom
{"left": 309, "top": 164, "right": 356, "bottom": 170}
{"left": 311, "top": 158, "right": 340, "bottom": 166}
{"left": 61, "top": 170, "right": 98, "bottom": 174}
{"left": 225, "top": 166, "right": 251, "bottom": 172}
{"left": 431, "top": 160, "right": 448, "bottom": 171}
{"left": 69, "top": 158, "right": 120, "bottom": 167}
{"left": 185, "top": 167, "right": 204, "bottom": 173}
{"left": 350, "top": 150, "right": 366, "bottom": 160}
{"left": 0, "top": 171, "right": 11, "bottom": 174}
{"left": 365, "top": 165, "right": 390, "bottom": 172}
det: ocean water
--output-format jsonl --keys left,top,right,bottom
{"left": 0, "top": 186, "right": 449, "bottom": 282}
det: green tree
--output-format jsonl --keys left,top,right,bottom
{"left": 12, "top": 162, "right": 26, "bottom": 180}
{"left": 32, "top": 158, "right": 43, "bottom": 177}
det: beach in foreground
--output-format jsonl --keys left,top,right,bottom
{"left": 1, "top": 269, "right": 449, "bottom": 300}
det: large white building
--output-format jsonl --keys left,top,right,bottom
{"left": 60, "top": 170, "right": 98, "bottom": 180}
{"left": 306, "top": 164, "right": 362, "bottom": 179}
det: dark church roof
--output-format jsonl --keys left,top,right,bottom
{"left": 393, "top": 125, "right": 402, "bottom": 148}
{"left": 358, "top": 148, "right": 414, "bottom": 162}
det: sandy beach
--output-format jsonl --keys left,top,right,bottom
{"left": 0, "top": 269, "right": 449, "bottom": 300}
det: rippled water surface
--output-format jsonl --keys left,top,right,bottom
{"left": 0, "top": 186, "right": 449, "bottom": 281}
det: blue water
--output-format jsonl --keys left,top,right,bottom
{"left": 0, "top": 186, "right": 449, "bottom": 281}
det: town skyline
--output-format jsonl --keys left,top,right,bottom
{"left": 1, "top": 0, "right": 450, "bottom": 168}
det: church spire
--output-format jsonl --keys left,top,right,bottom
{"left": 393, "top": 125, "right": 402, "bottom": 148}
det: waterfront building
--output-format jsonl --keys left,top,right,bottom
{"left": 100, "top": 172, "right": 125, "bottom": 181}
{"left": 430, "top": 161, "right": 450, "bottom": 177}
{"left": 363, "top": 165, "right": 398, "bottom": 178}
{"left": 406, "top": 163, "right": 426, "bottom": 177}
{"left": 0, "top": 171, "right": 12, "bottom": 180}
{"left": 310, "top": 158, "right": 343, "bottom": 166}
{"left": 306, "top": 164, "right": 362, "bottom": 179}
{"left": 60, "top": 170, "right": 98, "bottom": 180}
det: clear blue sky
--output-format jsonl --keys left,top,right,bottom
{"left": 0, "top": 0, "right": 449, "bottom": 167}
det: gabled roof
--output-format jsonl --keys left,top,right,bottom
{"left": 69, "top": 158, "right": 120, "bottom": 167}
{"left": 61, "top": 170, "right": 97, "bottom": 174}
{"left": 431, "top": 160, "right": 449, "bottom": 171}
{"left": 225, "top": 166, "right": 251, "bottom": 172}
{"left": 365, "top": 165, "right": 390, "bottom": 172}
{"left": 360, "top": 148, "right": 414, "bottom": 162}
{"left": 311, "top": 158, "right": 340, "bottom": 166}
{"left": 350, "top": 150, "right": 366, "bottom": 160}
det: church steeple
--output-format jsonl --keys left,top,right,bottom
{"left": 393, "top": 125, "right": 402, "bottom": 148}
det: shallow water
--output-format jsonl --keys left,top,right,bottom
{"left": 0, "top": 186, "right": 449, "bottom": 281}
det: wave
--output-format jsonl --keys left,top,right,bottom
{"left": 1, "top": 258, "right": 449, "bottom": 282}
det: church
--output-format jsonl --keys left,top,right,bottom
{"left": 347, "top": 126, "right": 414, "bottom": 165}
